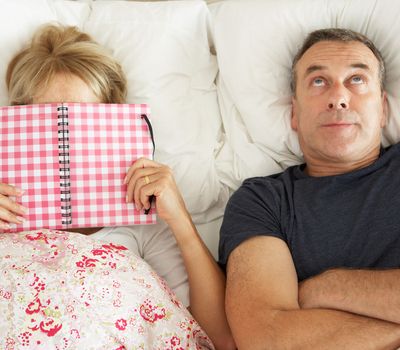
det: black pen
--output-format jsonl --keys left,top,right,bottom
{"left": 144, "top": 195, "right": 154, "bottom": 215}
{"left": 141, "top": 114, "right": 155, "bottom": 216}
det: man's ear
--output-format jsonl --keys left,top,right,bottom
{"left": 291, "top": 97, "right": 298, "bottom": 131}
{"left": 381, "top": 91, "right": 388, "bottom": 128}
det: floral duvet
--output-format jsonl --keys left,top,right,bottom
{"left": 0, "top": 230, "right": 213, "bottom": 350}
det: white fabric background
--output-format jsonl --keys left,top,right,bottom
{"left": 3, "top": 0, "right": 400, "bottom": 258}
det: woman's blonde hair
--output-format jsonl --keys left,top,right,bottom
{"left": 6, "top": 24, "right": 127, "bottom": 105}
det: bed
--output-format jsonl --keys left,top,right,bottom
{"left": 2, "top": 0, "right": 400, "bottom": 348}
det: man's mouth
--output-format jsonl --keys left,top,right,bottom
{"left": 322, "top": 122, "right": 354, "bottom": 127}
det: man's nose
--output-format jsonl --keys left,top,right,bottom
{"left": 327, "top": 84, "right": 349, "bottom": 110}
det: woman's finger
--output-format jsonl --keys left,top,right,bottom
{"left": 125, "top": 165, "right": 164, "bottom": 203}
{"left": 0, "top": 193, "right": 28, "bottom": 217}
{"left": 0, "top": 204, "right": 26, "bottom": 225}
{"left": 0, "top": 183, "right": 24, "bottom": 197}
{"left": 132, "top": 173, "right": 161, "bottom": 210}
{"left": 126, "top": 168, "right": 159, "bottom": 201}
{"left": 124, "top": 157, "right": 162, "bottom": 185}
{"left": 0, "top": 219, "right": 10, "bottom": 230}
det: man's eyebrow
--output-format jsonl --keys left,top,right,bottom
{"left": 304, "top": 63, "right": 370, "bottom": 77}
{"left": 305, "top": 65, "right": 326, "bottom": 77}
{"left": 350, "top": 63, "right": 370, "bottom": 71}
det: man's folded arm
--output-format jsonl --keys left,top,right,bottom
{"left": 299, "top": 267, "right": 400, "bottom": 324}
{"left": 226, "top": 236, "right": 400, "bottom": 350}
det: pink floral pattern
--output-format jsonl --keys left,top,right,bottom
{"left": 0, "top": 230, "right": 214, "bottom": 349}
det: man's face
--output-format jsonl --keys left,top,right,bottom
{"left": 292, "top": 40, "right": 387, "bottom": 164}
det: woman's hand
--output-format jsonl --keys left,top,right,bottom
{"left": 0, "top": 183, "right": 27, "bottom": 229}
{"left": 124, "top": 158, "right": 188, "bottom": 225}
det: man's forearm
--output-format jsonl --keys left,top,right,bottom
{"left": 299, "top": 269, "right": 400, "bottom": 324}
{"left": 230, "top": 306, "right": 400, "bottom": 350}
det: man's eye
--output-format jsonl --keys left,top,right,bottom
{"left": 351, "top": 75, "right": 364, "bottom": 84}
{"left": 312, "top": 78, "right": 325, "bottom": 86}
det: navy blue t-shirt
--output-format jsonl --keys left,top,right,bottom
{"left": 219, "top": 144, "right": 400, "bottom": 281}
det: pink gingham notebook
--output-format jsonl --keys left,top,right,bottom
{"left": 0, "top": 103, "right": 156, "bottom": 232}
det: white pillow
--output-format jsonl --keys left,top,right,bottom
{"left": 84, "top": 0, "right": 228, "bottom": 221}
{"left": 212, "top": 0, "right": 400, "bottom": 189}
{"left": 0, "top": 0, "right": 56, "bottom": 106}
{"left": 0, "top": 0, "right": 228, "bottom": 222}
{"left": 0, "top": 0, "right": 89, "bottom": 108}
{"left": 52, "top": 0, "right": 91, "bottom": 26}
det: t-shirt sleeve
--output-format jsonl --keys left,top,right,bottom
{"left": 218, "top": 177, "right": 286, "bottom": 268}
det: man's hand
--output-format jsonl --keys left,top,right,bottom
{"left": 298, "top": 268, "right": 400, "bottom": 324}
{"left": 298, "top": 270, "right": 338, "bottom": 309}
{"left": 0, "top": 183, "right": 27, "bottom": 229}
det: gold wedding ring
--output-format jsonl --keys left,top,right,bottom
{"left": 144, "top": 175, "right": 150, "bottom": 185}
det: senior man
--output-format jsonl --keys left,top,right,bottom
{"left": 219, "top": 28, "right": 400, "bottom": 349}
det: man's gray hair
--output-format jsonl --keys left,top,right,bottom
{"left": 290, "top": 28, "right": 385, "bottom": 95}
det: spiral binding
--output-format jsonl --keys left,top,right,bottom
{"left": 57, "top": 105, "right": 72, "bottom": 226}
